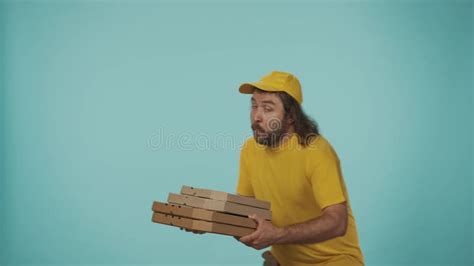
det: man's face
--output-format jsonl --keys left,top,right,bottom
{"left": 250, "top": 90, "right": 289, "bottom": 146}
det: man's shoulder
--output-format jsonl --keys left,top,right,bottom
{"left": 305, "top": 134, "right": 339, "bottom": 160}
{"left": 305, "top": 134, "right": 329, "bottom": 150}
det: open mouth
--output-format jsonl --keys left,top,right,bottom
{"left": 254, "top": 129, "right": 267, "bottom": 136}
{"left": 252, "top": 124, "right": 267, "bottom": 137}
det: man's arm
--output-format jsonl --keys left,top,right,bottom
{"left": 239, "top": 202, "right": 348, "bottom": 250}
{"left": 277, "top": 202, "right": 347, "bottom": 245}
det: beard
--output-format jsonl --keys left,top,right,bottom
{"left": 251, "top": 117, "right": 290, "bottom": 147}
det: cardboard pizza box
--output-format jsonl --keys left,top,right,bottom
{"left": 152, "top": 201, "right": 257, "bottom": 229}
{"left": 181, "top": 185, "right": 271, "bottom": 210}
{"left": 167, "top": 193, "right": 272, "bottom": 221}
{"left": 151, "top": 212, "right": 255, "bottom": 237}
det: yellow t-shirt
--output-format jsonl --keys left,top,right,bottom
{"left": 236, "top": 133, "right": 364, "bottom": 266}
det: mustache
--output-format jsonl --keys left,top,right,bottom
{"left": 251, "top": 123, "right": 264, "bottom": 131}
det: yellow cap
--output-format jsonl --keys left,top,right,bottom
{"left": 239, "top": 71, "right": 303, "bottom": 104}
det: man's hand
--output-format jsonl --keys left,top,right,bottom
{"left": 237, "top": 214, "right": 285, "bottom": 250}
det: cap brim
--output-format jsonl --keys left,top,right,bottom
{"left": 239, "top": 82, "right": 279, "bottom": 94}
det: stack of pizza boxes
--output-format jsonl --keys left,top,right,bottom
{"left": 151, "top": 185, "right": 271, "bottom": 237}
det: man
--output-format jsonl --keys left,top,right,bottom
{"left": 235, "top": 71, "right": 364, "bottom": 266}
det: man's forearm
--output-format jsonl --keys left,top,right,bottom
{"left": 275, "top": 213, "right": 345, "bottom": 245}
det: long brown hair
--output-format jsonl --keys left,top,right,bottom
{"left": 276, "top": 91, "right": 320, "bottom": 146}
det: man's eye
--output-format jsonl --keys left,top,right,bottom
{"left": 264, "top": 108, "right": 272, "bottom": 112}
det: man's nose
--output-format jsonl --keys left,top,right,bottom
{"left": 252, "top": 108, "right": 263, "bottom": 123}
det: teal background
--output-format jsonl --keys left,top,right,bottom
{"left": 0, "top": 1, "right": 472, "bottom": 265}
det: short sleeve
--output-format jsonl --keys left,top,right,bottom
{"left": 236, "top": 140, "right": 254, "bottom": 196}
{"left": 310, "top": 150, "right": 346, "bottom": 210}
